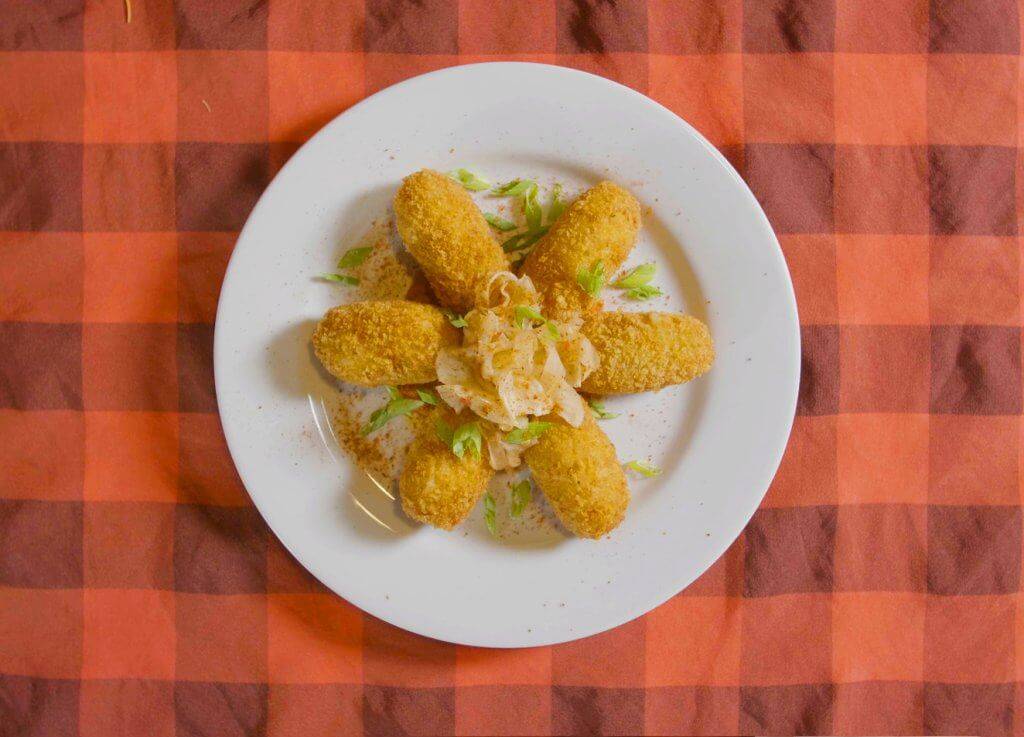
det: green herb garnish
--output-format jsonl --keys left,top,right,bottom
{"left": 548, "top": 183, "right": 566, "bottom": 223}
{"left": 336, "top": 247, "right": 373, "bottom": 270}
{"left": 443, "top": 309, "right": 468, "bottom": 328}
{"left": 524, "top": 184, "right": 542, "bottom": 231}
{"left": 385, "top": 386, "right": 402, "bottom": 401}
{"left": 611, "top": 263, "right": 656, "bottom": 289}
{"left": 514, "top": 305, "right": 545, "bottom": 328}
{"left": 436, "top": 419, "right": 482, "bottom": 460}
{"left": 506, "top": 421, "right": 552, "bottom": 445}
{"left": 588, "top": 398, "right": 618, "bottom": 420}
{"left": 448, "top": 168, "right": 491, "bottom": 191}
{"left": 624, "top": 284, "right": 663, "bottom": 301}
{"left": 361, "top": 397, "right": 424, "bottom": 436}
{"left": 545, "top": 321, "right": 560, "bottom": 340}
{"left": 576, "top": 260, "right": 605, "bottom": 297}
{"left": 625, "top": 460, "right": 662, "bottom": 478}
{"left": 491, "top": 179, "right": 536, "bottom": 197}
{"left": 483, "top": 492, "right": 497, "bottom": 535}
{"left": 501, "top": 226, "right": 549, "bottom": 253}
{"left": 484, "top": 213, "right": 517, "bottom": 231}
{"left": 510, "top": 480, "right": 531, "bottom": 517}
{"left": 320, "top": 273, "right": 359, "bottom": 286}
{"left": 451, "top": 421, "right": 483, "bottom": 460}
{"left": 416, "top": 389, "right": 437, "bottom": 405}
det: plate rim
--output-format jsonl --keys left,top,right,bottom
{"left": 214, "top": 61, "right": 801, "bottom": 647}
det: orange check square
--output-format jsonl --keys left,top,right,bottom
{"left": 743, "top": 53, "right": 833, "bottom": 143}
{"left": 84, "top": 0, "right": 176, "bottom": 50}
{"left": 267, "top": 684, "right": 362, "bottom": 737}
{"left": 552, "top": 617, "right": 644, "bottom": 687}
{"left": 82, "top": 590, "right": 175, "bottom": 679}
{"left": 839, "top": 325, "right": 930, "bottom": 412}
{"left": 649, "top": 54, "right": 743, "bottom": 147}
{"left": 646, "top": 595, "right": 741, "bottom": 686}
{"left": 835, "top": 0, "right": 927, "bottom": 52}
{"left": 834, "top": 682, "right": 924, "bottom": 736}
{"left": 267, "top": 0, "right": 363, "bottom": 51}
{"left": 0, "top": 232, "right": 83, "bottom": 322}
{"left": 927, "top": 595, "right": 1014, "bottom": 682}
{"left": 834, "top": 54, "right": 927, "bottom": 145}
{"left": 930, "top": 415, "right": 1018, "bottom": 505}
{"left": 84, "top": 501, "right": 174, "bottom": 588}
{"left": 178, "top": 232, "right": 238, "bottom": 323}
{"left": 365, "top": 54, "right": 460, "bottom": 96}
{"left": 930, "top": 236, "right": 1019, "bottom": 324}
{"left": 459, "top": 0, "right": 557, "bottom": 53}
{"left": 835, "top": 505, "right": 926, "bottom": 592}
{"left": 84, "top": 411, "right": 178, "bottom": 502}
{"left": 363, "top": 616, "right": 455, "bottom": 687}
{"left": 267, "top": 594, "right": 362, "bottom": 683}
{"left": 836, "top": 235, "right": 929, "bottom": 324}
{"left": 83, "top": 232, "right": 177, "bottom": 323}
{"left": 763, "top": 415, "right": 837, "bottom": 507}
{"left": 176, "top": 593, "right": 267, "bottom": 682}
{"left": 456, "top": 646, "right": 552, "bottom": 686}
{"left": 834, "top": 145, "right": 929, "bottom": 235}
{"left": 833, "top": 592, "right": 924, "bottom": 681}
{"left": 268, "top": 52, "right": 364, "bottom": 143}
{"left": 178, "top": 51, "right": 268, "bottom": 143}
{"left": 0, "top": 588, "right": 82, "bottom": 678}
{"left": 648, "top": 0, "right": 742, "bottom": 53}
{"left": 83, "top": 143, "right": 175, "bottom": 231}
{"left": 178, "top": 413, "right": 249, "bottom": 506}
{"left": 84, "top": 52, "right": 176, "bottom": 142}
{"left": 80, "top": 680, "right": 174, "bottom": 737}
{"left": 741, "top": 594, "right": 831, "bottom": 685}
{"left": 0, "top": 52, "right": 83, "bottom": 141}
{"left": 0, "top": 410, "right": 83, "bottom": 500}
{"left": 645, "top": 687, "right": 740, "bottom": 736}
{"left": 779, "top": 235, "right": 837, "bottom": 324}
{"left": 455, "top": 686, "right": 551, "bottom": 736}
{"left": 837, "top": 414, "right": 928, "bottom": 504}
{"left": 928, "top": 54, "right": 1017, "bottom": 146}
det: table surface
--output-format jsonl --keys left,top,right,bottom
{"left": 1, "top": 1, "right": 1021, "bottom": 735}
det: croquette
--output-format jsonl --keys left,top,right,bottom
{"left": 313, "top": 300, "right": 460, "bottom": 386}
{"left": 520, "top": 181, "right": 641, "bottom": 317}
{"left": 581, "top": 311, "right": 714, "bottom": 395}
{"left": 399, "top": 406, "right": 494, "bottom": 530}
{"left": 523, "top": 413, "right": 629, "bottom": 539}
{"left": 394, "top": 169, "right": 508, "bottom": 312}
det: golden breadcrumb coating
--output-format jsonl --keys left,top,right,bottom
{"left": 581, "top": 311, "right": 714, "bottom": 395}
{"left": 393, "top": 169, "right": 508, "bottom": 312}
{"left": 399, "top": 407, "right": 494, "bottom": 530}
{"left": 520, "top": 181, "right": 641, "bottom": 318}
{"left": 524, "top": 413, "right": 629, "bottom": 539}
{"left": 312, "top": 300, "right": 459, "bottom": 386}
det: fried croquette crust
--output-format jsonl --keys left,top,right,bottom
{"left": 394, "top": 169, "right": 508, "bottom": 312}
{"left": 581, "top": 311, "right": 714, "bottom": 395}
{"left": 521, "top": 180, "right": 641, "bottom": 318}
{"left": 399, "top": 407, "right": 494, "bottom": 530}
{"left": 524, "top": 413, "right": 629, "bottom": 539}
{"left": 312, "top": 300, "right": 460, "bottom": 386}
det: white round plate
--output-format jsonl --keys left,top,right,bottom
{"left": 215, "top": 62, "right": 799, "bottom": 648}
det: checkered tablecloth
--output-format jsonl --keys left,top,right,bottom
{"left": 1, "top": 1, "right": 1021, "bottom": 735}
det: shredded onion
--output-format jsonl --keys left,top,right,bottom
{"left": 435, "top": 273, "right": 600, "bottom": 469}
